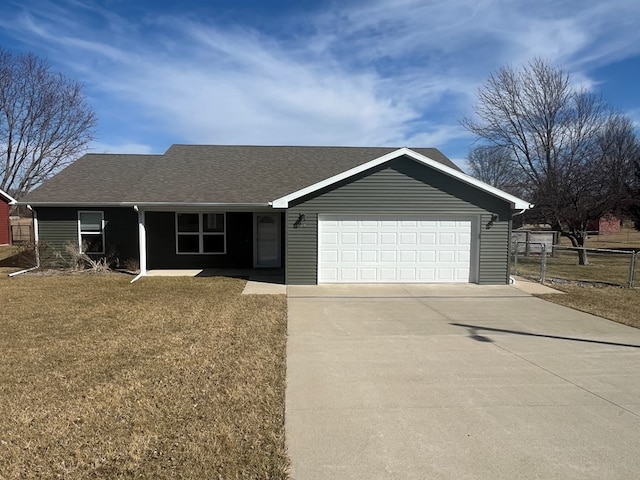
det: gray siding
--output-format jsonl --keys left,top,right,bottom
{"left": 286, "top": 156, "right": 512, "bottom": 285}
{"left": 36, "top": 207, "right": 139, "bottom": 267}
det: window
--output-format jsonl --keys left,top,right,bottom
{"left": 78, "top": 211, "right": 105, "bottom": 254}
{"left": 176, "top": 213, "right": 226, "bottom": 254}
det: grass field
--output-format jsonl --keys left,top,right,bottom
{"left": 513, "top": 249, "right": 638, "bottom": 286}
{"left": 0, "top": 264, "right": 289, "bottom": 479}
{"left": 513, "top": 226, "right": 640, "bottom": 286}
{"left": 537, "top": 284, "right": 640, "bottom": 329}
{"left": 512, "top": 227, "right": 640, "bottom": 328}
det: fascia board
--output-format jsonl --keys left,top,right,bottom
{"left": 0, "top": 189, "right": 17, "bottom": 205}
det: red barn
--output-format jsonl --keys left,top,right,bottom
{"left": 0, "top": 189, "right": 17, "bottom": 245}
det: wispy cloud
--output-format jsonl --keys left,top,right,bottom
{"left": 0, "top": 0, "right": 639, "bottom": 158}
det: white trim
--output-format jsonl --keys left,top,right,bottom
{"left": 175, "top": 212, "right": 226, "bottom": 255}
{"left": 253, "top": 212, "right": 281, "bottom": 268}
{"left": 272, "top": 147, "right": 532, "bottom": 210}
{"left": 33, "top": 209, "right": 40, "bottom": 268}
{"left": 78, "top": 210, "right": 105, "bottom": 254}
{"left": 137, "top": 208, "right": 147, "bottom": 275}
{"left": 0, "top": 188, "right": 17, "bottom": 205}
{"left": 317, "top": 213, "right": 480, "bottom": 284}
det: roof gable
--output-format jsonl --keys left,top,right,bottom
{"left": 271, "top": 148, "right": 531, "bottom": 210}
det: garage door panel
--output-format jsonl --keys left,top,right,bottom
{"left": 438, "top": 268, "right": 455, "bottom": 280}
{"left": 341, "top": 232, "right": 358, "bottom": 244}
{"left": 320, "top": 267, "right": 338, "bottom": 281}
{"left": 399, "top": 268, "right": 417, "bottom": 280}
{"left": 379, "top": 268, "right": 396, "bottom": 281}
{"left": 361, "top": 268, "right": 378, "bottom": 281}
{"left": 361, "top": 232, "right": 378, "bottom": 244}
{"left": 321, "top": 232, "right": 338, "bottom": 245}
{"left": 438, "top": 250, "right": 455, "bottom": 262}
{"left": 341, "top": 250, "right": 358, "bottom": 262}
{"left": 420, "top": 232, "right": 436, "bottom": 245}
{"left": 439, "top": 233, "right": 456, "bottom": 245}
{"left": 361, "top": 250, "right": 377, "bottom": 262}
{"left": 319, "top": 216, "right": 473, "bottom": 283}
{"left": 399, "top": 251, "right": 416, "bottom": 262}
{"left": 399, "top": 232, "right": 417, "bottom": 244}
{"left": 380, "top": 251, "right": 397, "bottom": 262}
{"left": 380, "top": 232, "right": 397, "bottom": 244}
{"left": 321, "top": 250, "right": 338, "bottom": 262}
{"left": 418, "top": 268, "right": 436, "bottom": 281}
{"left": 341, "top": 268, "right": 357, "bottom": 281}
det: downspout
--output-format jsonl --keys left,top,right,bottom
{"left": 509, "top": 205, "right": 533, "bottom": 284}
{"left": 130, "top": 205, "right": 147, "bottom": 283}
{"left": 8, "top": 205, "right": 40, "bottom": 277}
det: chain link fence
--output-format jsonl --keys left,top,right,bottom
{"left": 511, "top": 241, "right": 639, "bottom": 288}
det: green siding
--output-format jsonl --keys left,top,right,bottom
{"left": 286, "top": 156, "right": 512, "bottom": 285}
{"left": 36, "top": 207, "right": 139, "bottom": 267}
{"left": 478, "top": 213, "right": 511, "bottom": 285}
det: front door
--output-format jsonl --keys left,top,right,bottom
{"left": 254, "top": 213, "right": 281, "bottom": 268}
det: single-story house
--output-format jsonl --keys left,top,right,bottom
{"left": 0, "top": 188, "right": 17, "bottom": 245}
{"left": 20, "top": 145, "right": 531, "bottom": 284}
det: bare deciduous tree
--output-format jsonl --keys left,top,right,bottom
{"left": 466, "top": 145, "right": 523, "bottom": 197}
{"left": 0, "top": 48, "right": 97, "bottom": 199}
{"left": 462, "top": 58, "right": 639, "bottom": 265}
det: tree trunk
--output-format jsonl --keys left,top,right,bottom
{"left": 566, "top": 232, "right": 589, "bottom": 266}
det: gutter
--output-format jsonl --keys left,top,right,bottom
{"left": 17, "top": 201, "right": 273, "bottom": 208}
{"left": 512, "top": 206, "right": 533, "bottom": 216}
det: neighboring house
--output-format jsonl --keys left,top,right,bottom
{"left": 0, "top": 188, "right": 17, "bottom": 245}
{"left": 19, "top": 145, "right": 531, "bottom": 284}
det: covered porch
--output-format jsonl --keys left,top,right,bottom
{"left": 134, "top": 208, "right": 285, "bottom": 276}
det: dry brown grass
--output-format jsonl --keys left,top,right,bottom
{"left": 513, "top": 226, "right": 640, "bottom": 287}
{"left": 513, "top": 227, "right": 640, "bottom": 328}
{"left": 0, "top": 245, "right": 28, "bottom": 275}
{"left": 537, "top": 284, "right": 640, "bottom": 329}
{"left": 0, "top": 273, "right": 289, "bottom": 479}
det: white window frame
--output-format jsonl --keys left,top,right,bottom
{"left": 175, "top": 212, "right": 226, "bottom": 255}
{"left": 78, "top": 210, "right": 105, "bottom": 254}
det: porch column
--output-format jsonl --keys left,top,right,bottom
{"left": 138, "top": 208, "right": 147, "bottom": 275}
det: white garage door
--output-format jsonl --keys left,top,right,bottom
{"left": 318, "top": 216, "right": 473, "bottom": 283}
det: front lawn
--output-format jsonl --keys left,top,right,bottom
{"left": 536, "top": 284, "right": 640, "bottom": 329}
{"left": 0, "top": 273, "right": 289, "bottom": 479}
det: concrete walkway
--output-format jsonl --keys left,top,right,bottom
{"left": 286, "top": 285, "right": 640, "bottom": 479}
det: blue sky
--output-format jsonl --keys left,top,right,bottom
{"left": 1, "top": 0, "right": 640, "bottom": 166}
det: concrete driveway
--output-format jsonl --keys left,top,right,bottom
{"left": 285, "top": 284, "right": 640, "bottom": 480}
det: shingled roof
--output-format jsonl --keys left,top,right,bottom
{"left": 21, "top": 145, "right": 459, "bottom": 205}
